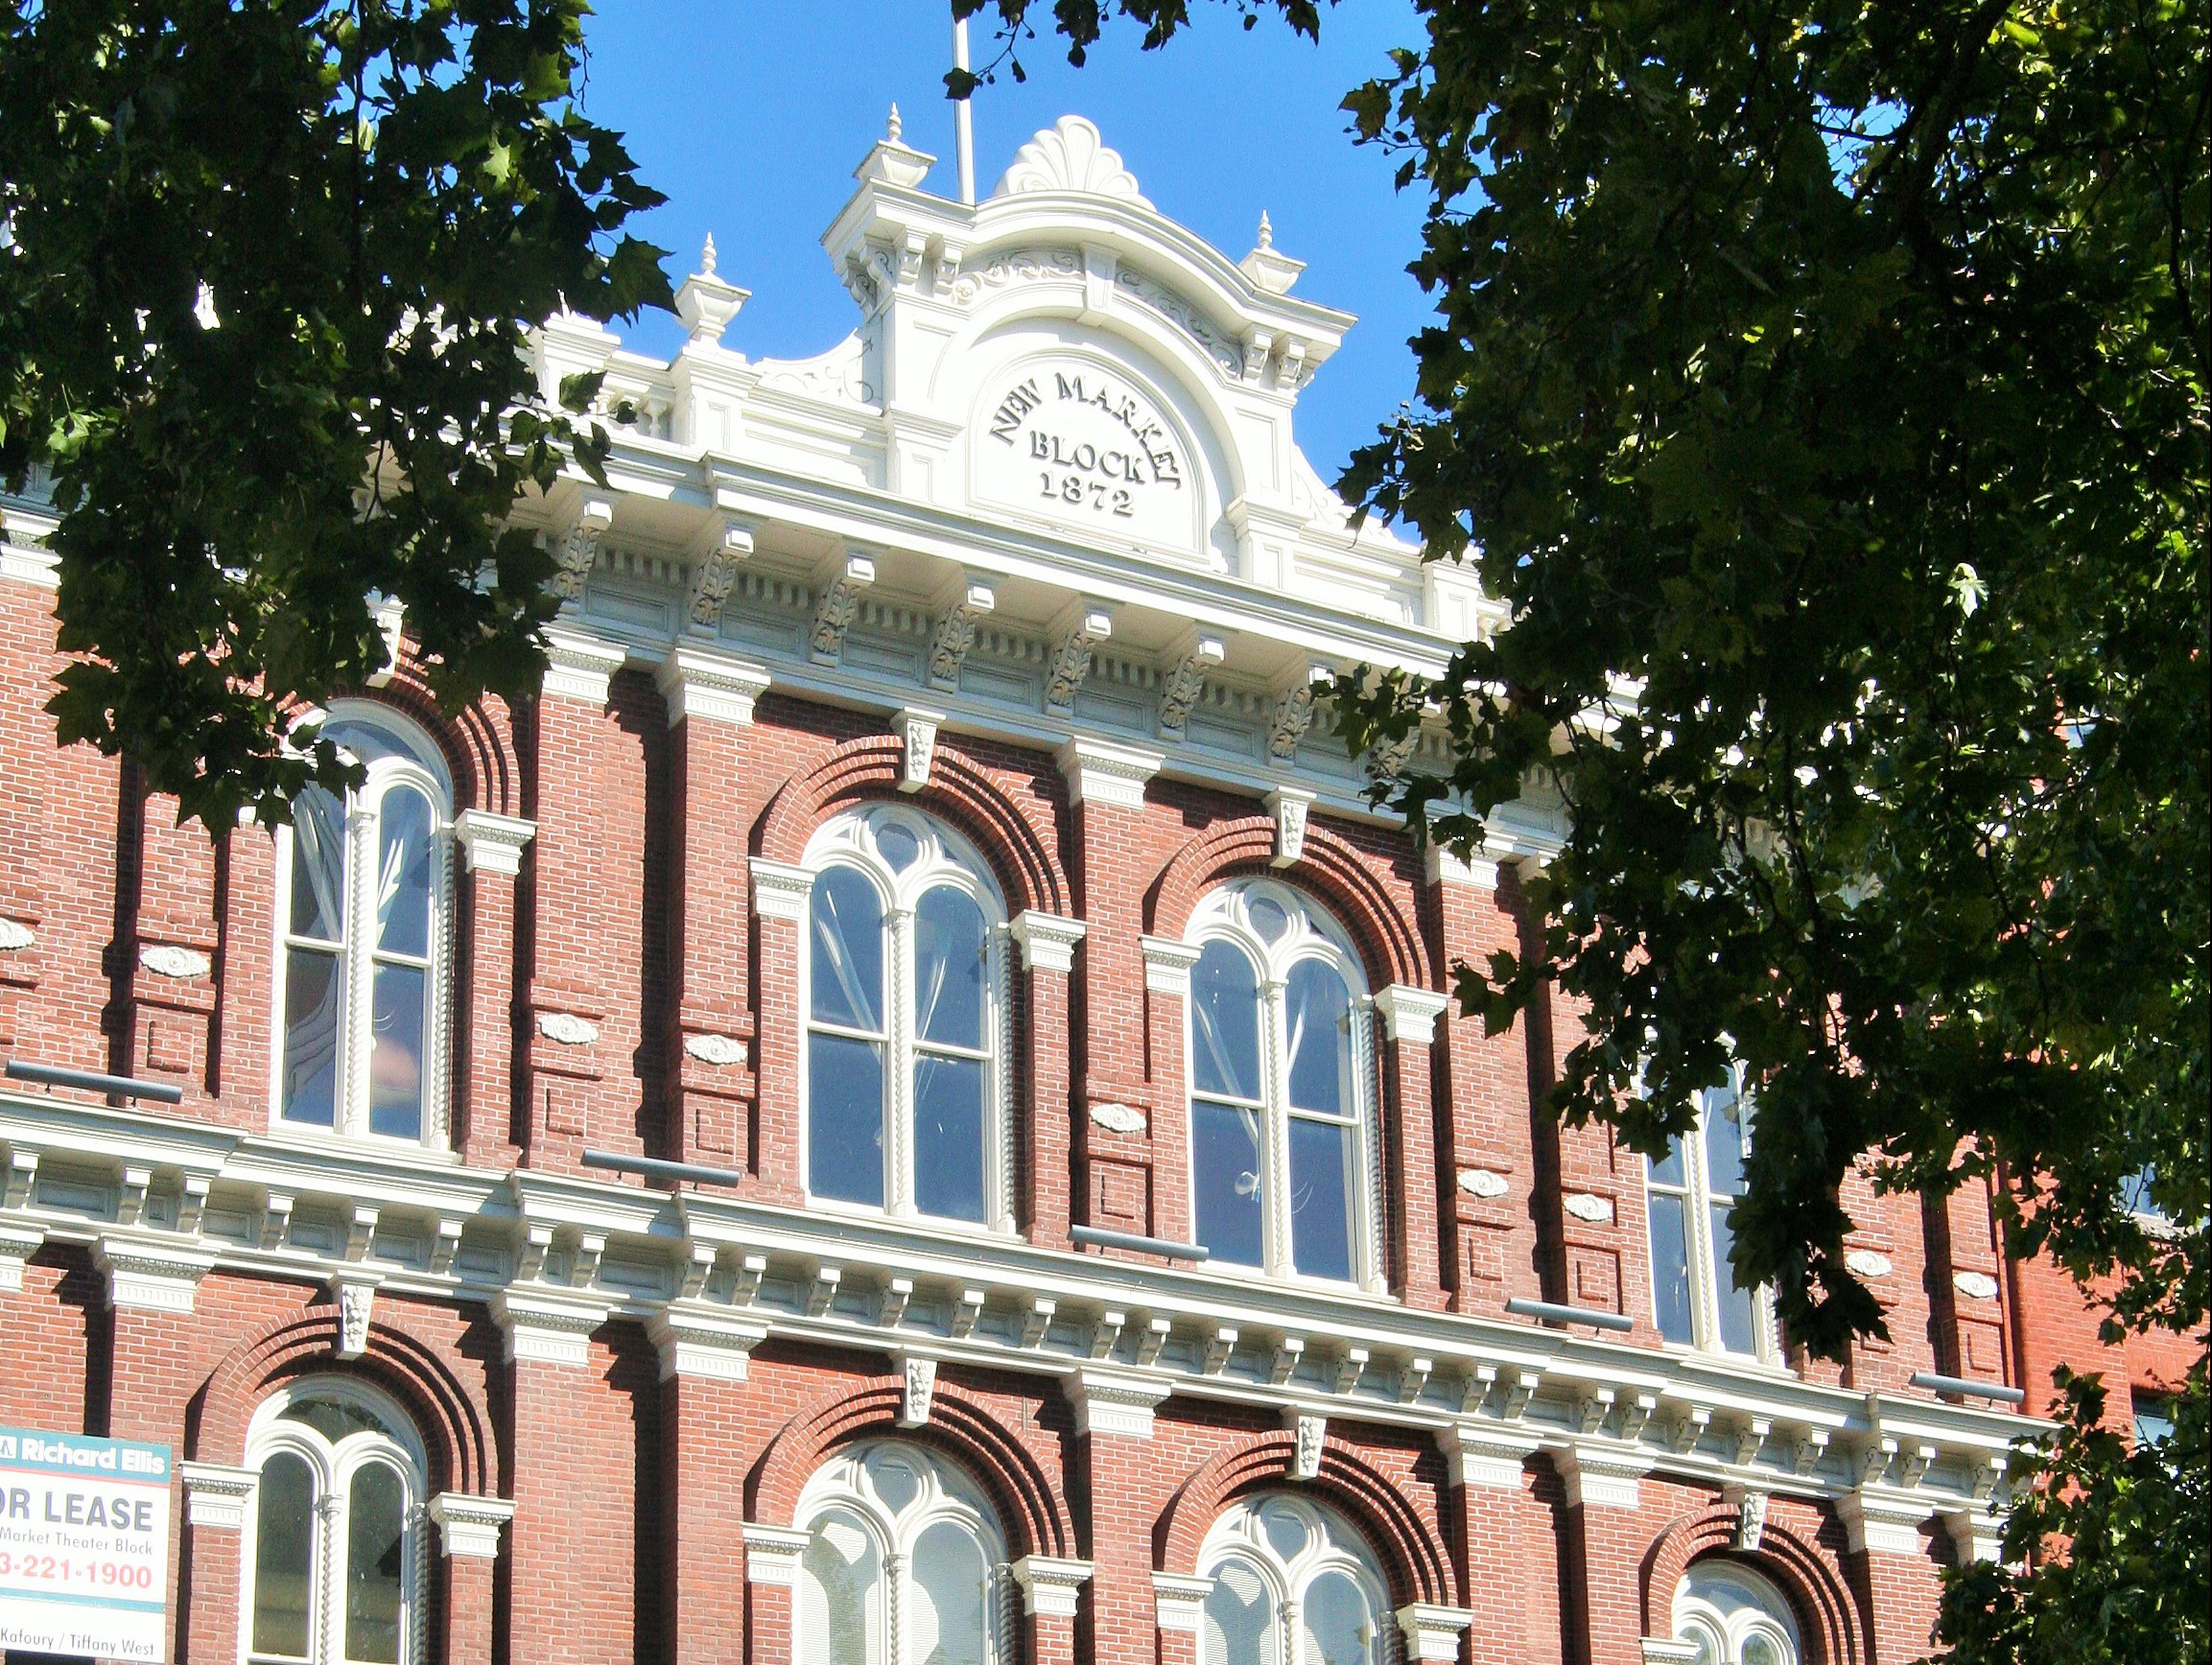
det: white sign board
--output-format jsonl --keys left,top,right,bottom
{"left": 973, "top": 364, "right": 1200, "bottom": 554}
{"left": 0, "top": 1427, "right": 172, "bottom": 1661}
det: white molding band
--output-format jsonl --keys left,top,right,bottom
{"left": 1152, "top": 1571, "right": 1214, "bottom": 1634}
{"left": 180, "top": 1462, "right": 257, "bottom": 1530}
{"left": 1057, "top": 738, "right": 1163, "bottom": 809}
{"left": 429, "top": 1492, "right": 517, "bottom": 1559}
{"left": 1009, "top": 1554, "right": 1094, "bottom": 1618}
{"left": 1556, "top": 1446, "right": 1653, "bottom": 1511}
{"left": 1642, "top": 1641, "right": 1706, "bottom": 1665}
{"left": 490, "top": 1287, "right": 611, "bottom": 1368}
{"left": 1838, "top": 1489, "right": 1936, "bottom": 1557}
{"left": 1139, "top": 935, "right": 1202, "bottom": 997}
{"left": 453, "top": 809, "right": 536, "bottom": 878}
{"left": 541, "top": 626, "right": 628, "bottom": 707}
{"left": 1439, "top": 1422, "right": 1541, "bottom": 1489}
{"left": 0, "top": 1222, "right": 46, "bottom": 1291}
{"left": 749, "top": 858, "right": 816, "bottom": 923}
{"left": 646, "top": 1304, "right": 768, "bottom": 1382}
{"left": 1070, "top": 1368, "right": 1174, "bottom": 1440}
{"left": 95, "top": 1235, "right": 218, "bottom": 1314}
{"left": 1008, "top": 911, "right": 1087, "bottom": 974}
{"left": 1374, "top": 985, "right": 1450, "bottom": 1045}
{"left": 655, "top": 645, "right": 772, "bottom": 727}
{"left": 742, "top": 1523, "right": 816, "bottom": 1587}
{"left": 1424, "top": 846, "right": 1501, "bottom": 890}
{"left": 1396, "top": 1604, "right": 1476, "bottom": 1663}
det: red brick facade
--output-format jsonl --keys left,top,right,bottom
{"left": 0, "top": 110, "right": 2171, "bottom": 1665}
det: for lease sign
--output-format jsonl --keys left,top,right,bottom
{"left": 0, "top": 1427, "right": 171, "bottom": 1661}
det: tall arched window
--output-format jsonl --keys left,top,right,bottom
{"left": 1670, "top": 1559, "right": 1803, "bottom": 1665}
{"left": 239, "top": 1378, "right": 427, "bottom": 1665}
{"left": 271, "top": 704, "right": 454, "bottom": 1147}
{"left": 803, "top": 807, "right": 1008, "bottom": 1229}
{"left": 1198, "top": 1492, "right": 1392, "bottom": 1665}
{"left": 1186, "top": 880, "right": 1377, "bottom": 1285}
{"left": 792, "top": 1440, "right": 1008, "bottom": 1665}
{"left": 1644, "top": 1067, "right": 1777, "bottom": 1359}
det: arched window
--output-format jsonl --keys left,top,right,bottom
{"left": 1198, "top": 1492, "right": 1392, "bottom": 1665}
{"left": 271, "top": 704, "right": 454, "bottom": 1147}
{"left": 1644, "top": 1067, "right": 1777, "bottom": 1359}
{"left": 1670, "top": 1559, "right": 1803, "bottom": 1665}
{"left": 803, "top": 807, "right": 1008, "bottom": 1229}
{"left": 239, "top": 1378, "right": 427, "bottom": 1665}
{"left": 791, "top": 1440, "right": 1008, "bottom": 1665}
{"left": 1186, "top": 880, "right": 1377, "bottom": 1285}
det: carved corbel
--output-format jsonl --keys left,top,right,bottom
{"left": 1286, "top": 1410, "right": 1327, "bottom": 1480}
{"left": 1263, "top": 786, "right": 1315, "bottom": 866}
{"left": 950, "top": 1287, "right": 987, "bottom": 1338}
{"left": 1201, "top": 1325, "right": 1238, "bottom": 1375}
{"left": 895, "top": 1352, "right": 939, "bottom": 1427}
{"left": 897, "top": 706, "right": 943, "bottom": 792}
{"left": 686, "top": 516, "right": 754, "bottom": 629}
{"left": 1135, "top": 1315, "right": 1172, "bottom": 1367}
{"left": 1157, "top": 630, "right": 1227, "bottom": 738}
{"left": 1268, "top": 1335, "right": 1306, "bottom": 1386}
{"left": 549, "top": 496, "right": 614, "bottom": 601}
{"left": 806, "top": 1262, "right": 843, "bottom": 1318}
{"left": 1268, "top": 662, "right": 1334, "bottom": 762}
{"left": 1045, "top": 599, "right": 1116, "bottom": 713}
{"left": 879, "top": 1277, "right": 914, "bottom": 1328}
{"left": 809, "top": 551, "right": 876, "bottom": 664}
{"left": 1330, "top": 1347, "right": 1370, "bottom": 1395}
{"left": 1017, "top": 1295, "right": 1055, "bottom": 1348}
{"left": 930, "top": 573, "right": 997, "bottom": 690}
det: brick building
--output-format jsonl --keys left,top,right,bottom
{"left": 0, "top": 113, "right": 2188, "bottom": 1665}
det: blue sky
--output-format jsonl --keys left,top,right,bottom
{"left": 577, "top": 2, "right": 1432, "bottom": 481}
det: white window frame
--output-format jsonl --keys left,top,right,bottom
{"left": 791, "top": 1438, "right": 1010, "bottom": 1665}
{"left": 798, "top": 805, "right": 1014, "bottom": 1232}
{"left": 1183, "top": 879, "right": 1382, "bottom": 1292}
{"left": 1670, "top": 1559, "right": 1803, "bottom": 1665}
{"left": 268, "top": 702, "right": 455, "bottom": 1152}
{"left": 1196, "top": 1491, "right": 1394, "bottom": 1665}
{"left": 1643, "top": 1067, "right": 1780, "bottom": 1363}
{"left": 237, "top": 1376, "right": 429, "bottom": 1665}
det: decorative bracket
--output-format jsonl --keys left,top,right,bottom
{"left": 549, "top": 496, "right": 614, "bottom": 601}
{"left": 686, "top": 516, "right": 754, "bottom": 630}
{"left": 1157, "top": 631, "right": 1227, "bottom": 737}
{"left": 809, "top": 551, "right": 876, "bottom": 664}
{"left": 929, "top": 574, "right": 997, "bottom": 690}
{"left": 1263, "top": 786, "right": 1314, "bottom": 866}
{"left": 897, "top": 706, "right": 943, "bottom": 792}
{"left": 1045, "top": 599, "right": 1116, "bottom": 712}
{"left": 1009, "top": 911, "right": 1087, "bottom": 974}
{"left": 1268, "top": 662, "right": 1334, "bottom": 762}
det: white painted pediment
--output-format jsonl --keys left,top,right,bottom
{"left": 993, "top": 115, "right": 1152, "bottom": 208}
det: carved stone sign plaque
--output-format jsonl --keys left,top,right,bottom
{"left": 973, "top": 364, "right": 1198, "bottom": 554}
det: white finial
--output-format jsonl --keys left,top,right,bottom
{"left": 700, "top": 233, "right": 718, "bottom": 275}
{"left": 887, "top": 103, "right": 903, "bottom": 143}
{"left": 1257, "top": 210, "right": 1274, "bottom": 249}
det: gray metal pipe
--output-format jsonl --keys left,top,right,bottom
{"left": 1910, "top": 1370, "right": 2028, "bottom": 1405}
{"left": 580, "top": 1149, "right": 745, "bottom": 1188}
{"left": 5, "top": 1057, "right": 185, "bottom": 1105}
{"left": 1071, "top": 1224, "right": 1210, "bottom": 1262}
{"left": 1505, "top": 1296, "right": 1636, "bottom": 1333}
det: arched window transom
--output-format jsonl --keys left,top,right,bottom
{"left": 792, "top": 1439, "right": 1009, "bottom": 1665}
{"left": 803, "top": 807, "right": 1011, "bottom": 1231}
{"left": 1198, "top": 1491, "right": 1393, "bottom": 1665}
{"left": 271, "top": 704, "right": 454, "bottom": 1148}
{"left": 1186, "top": 881, "right": 1378, "bottom": 1286}
{"left": 1671, "top": 1559, "right": 1802, "bottom": 1665}
{"left": 239, "top": 1377, "right": 427, "bottom": 1665}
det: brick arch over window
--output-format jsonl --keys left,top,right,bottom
{"left": 189, "top": 1301, "right": 497, "bottom": 1499}
{"left": 755, "top": 735, "right": 1070, "bottom": 916}
{"left": 749, "top": 1373, "right": 1074, "bottom": 1560}
{"left": 1642, "top": 1503, "right": 1865, "bottom": 1665}
{"left": 1157, "top": 1428, "right": 1457, "bottom": 1608}
{"left": 345, "top": 667, "right": 521, "bottom": 819}
{"left": 1147, "top": 817, "right": 1433, "bottom": 991}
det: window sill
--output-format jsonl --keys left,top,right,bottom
{"left": 259, "top": 1126, "right": 463, "bottom": 1167}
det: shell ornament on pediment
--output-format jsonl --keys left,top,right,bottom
{"left": 993, "top": 115, "right": 1152, "bottom": 208}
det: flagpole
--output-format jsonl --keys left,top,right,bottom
{"left": 953, "top": 14, "right": 977, "bottom": 205}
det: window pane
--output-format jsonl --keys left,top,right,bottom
{"left": 1649, "top": 1133, "right": 1688, "bottom": 1189}
{"left": 797, "top": 1510, "right": 882, "bottom": 1665}
{"left": 1647, "top": 1192, "right": 1697, "bottom": 1345}
{"left": 1202, "top": 1556, "right": 1279, "bottom": 1665}
{"left": 281, "top": 947, "right": 342, "bottom": 1126}
{"left": 1193, "top": 1099, "right": 1265, "bottom": 1267}
{"left": 909, "top": 1518, "right": 990, "bottom": 1665}
{"left": 1702, "top": 1082, "right": 1748, "bottom": 1198}
{"left": 915, "top": 887, "right": 987, "bottom": 1050}
{"left": 1709, "top": 1202, "right": 1760, "bottom": 1354}
{"left": 289, "top": 786, "right": 346, "bottom": 942}
{"left": 1190, "top": 941, "right": 1261, "bottom": 1101}
{"left": 1303, "top": 1568, "right": 1377, "bottom": 1665}
{"left": 367, "top": 961, "right": 426, "bottom": 1139}
{"left": 809, "top": 1033, "right": 885, "bottom": 1207}
{"left": 1288, "top": 1116, "right": 1356, "bottom": 1281}
{"left": 811, "top": 868, "right": 884, "bottom": 1032}
{"left": 1283, "top": 959, "right": 1353, "bottom": 1116}
{"left": 914, "top": 1053, "right": 987, "bottom": 1222}
{"left": 344, "top": 1463, "right": 407, "bottom": 1664}
{"left": 251, "top": 1451, "right": 316, "bottom": 1659}
{"left": 374, "top": 786, "right": 435, "bottom": 959}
